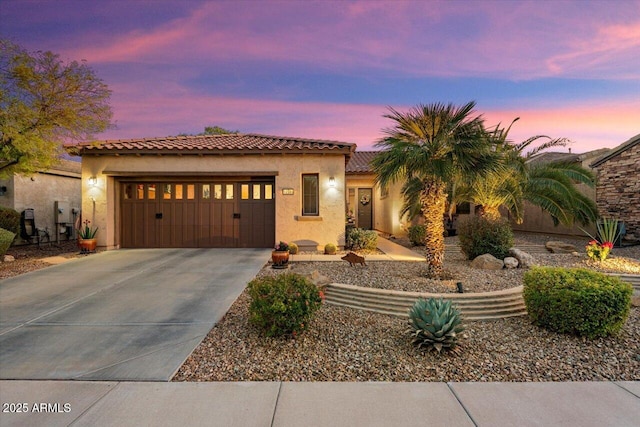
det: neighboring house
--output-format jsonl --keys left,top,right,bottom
{"left": 591, "top": 133, "right": 640, "bottom": 239}
{"left": 68, "top": 134, "right": 355, "bottom": 250}
{"left": 510, "top": 148, "right": 609, "bottom": 236}
{"left": 0, "top": 159, "right": 82, "bottom": 243}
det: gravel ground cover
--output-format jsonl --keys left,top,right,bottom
{"left": 0, "top": 241, "right": 81, "bottom": 280}
{"left": 175, "top": 232, "right": 640, "bottom": 382}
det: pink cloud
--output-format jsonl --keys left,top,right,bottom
{"left": 99, "top": 82, "right": 638, "bottom": 154}
{"left": 64, "top": 1, "right": 640, "bottom": 80}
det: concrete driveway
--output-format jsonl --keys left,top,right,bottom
{"left": 0, "top": 248, "right": 270, "bottom": 381}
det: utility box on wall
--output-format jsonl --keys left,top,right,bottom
{"left": 54, "top": 201, "right": 72, "bottom": 224}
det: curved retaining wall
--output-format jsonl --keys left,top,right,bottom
{"left": 324, "top": 283, "right": 527, "bottom": 321}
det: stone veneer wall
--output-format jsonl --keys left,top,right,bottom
{"left": 595, "top": 142, "right": 640, "bottom": 238}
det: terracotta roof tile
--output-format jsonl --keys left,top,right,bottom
{"left": 68, "top": 133, "right": 356, "bottom": 155}
{"left": 346, "top": 151, "right": 379, "bottom": 173}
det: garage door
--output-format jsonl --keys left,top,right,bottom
{"left": 120, "top": 180, "right": 275, "bottom": 248}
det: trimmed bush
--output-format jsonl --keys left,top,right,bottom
{"left": 0, "top": 207, "right": 20, "bottom": 236}
{"left": 523, "top": 266, "right": 632, "bottom": 339}
{"left": 346, "top": 227, "right": 378, "bottom": 251}
{"left": 458, "top": 216, "right": 513, "bottom": 260}
{"left": 288, "top": 242, "right": 299, "bottom": 255}
{"left": 247, "top": 273, "right": 323, "bottom": 337}
{"left": 407, "top": 225, "right": 427, "bottom": 246}
{"left": 324, "top": 243, "right": 337, "bottom": 255}
{"left": 0, "top": 228, "right": 16, "bottom": 257}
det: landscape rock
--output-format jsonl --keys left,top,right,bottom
{"left": 471, "top": 254, "right": 504, "bottom": 270}
{"left": 545, "top": 241, "right": 578, "bottom": 253}
{"left": 3, "top": 255, "right": 15, "bottom": 263}
{"left": 508, "top": 248, "right": 536, "bottom": 268}
{"left": 308, "top": 270, "right": 332, "bottom": 287}
{"left": 503, "top": 257, "right": 519, "bottom": 269}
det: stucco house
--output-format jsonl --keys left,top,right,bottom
{"left": 591, "top": 133, "right": 640, "bottom": 239}
{"left": 345, "top": 151, "right": 406, "bottom": 236}
{"left": 0, "top": 159, "right": 81, "bottom": 244}
{"left": 509, "top": 148, "right": 609, "bottom": 236}
{"left": 68, "top": 134, "right": 355, "bottom": 250}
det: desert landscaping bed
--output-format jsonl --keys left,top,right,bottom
{"left": 175, "top": 234, "right": 640, "bottom": 383}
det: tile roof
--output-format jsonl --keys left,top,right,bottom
{"left": 67, "top": 133, "right": 356, "bottom": 156}
{"left": 346, "top": 151, "right": 380, "bottom": 173}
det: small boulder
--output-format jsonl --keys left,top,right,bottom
{"left": 307, "top": 270, "right": 331, "bottom": 287}
{"left": 503, "top": 257, "right": 519, "bottom": 269}
{"left": 3, "top": 255, "right": 15, "bottom": 263}
{"left": 508, "top": 248, "right": 535, "bottom": 268}
{"left": 545, "top": 241, "right": 578, "bottom": 253}
{"left": 471, "top": 254, "right": 504, "bottom": 270}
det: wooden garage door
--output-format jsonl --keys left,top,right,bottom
{"left": 120, "top": 180, "right": 275, "bottom": 248}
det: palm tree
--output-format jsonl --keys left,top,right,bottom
{"left": 451, "top": 119, "right": 598, "bottom": 226}
{"left": 371, "top": 101, "right": 500, "bottom": 277}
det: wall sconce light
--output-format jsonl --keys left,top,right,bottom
{"left": 88, "top": 176, "right": 98, "bottom": 187}
{"left": 329, "top": 176, "right": 336, "bottom": 188}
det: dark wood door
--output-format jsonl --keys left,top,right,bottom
{"left": 357, "top": 188, "right": 373, "bottom": 230}
{"left": 238, "top": 182, "right": 275, "bottom": 248}
{"left": 121, "top": 180, "right": 274, "bottom": 248}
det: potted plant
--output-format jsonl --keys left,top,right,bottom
{"left": 77, "top": 219, "right": 98, "bottom": 253}
{"left": 272, "top": 241, "right": 290, "bottom": 268}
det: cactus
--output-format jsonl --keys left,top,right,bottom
{"left": 324, "top": 243, "right": 337, "bottom": 255}
{"left": 408, "top": 298, "right": 465, "bottom": 354}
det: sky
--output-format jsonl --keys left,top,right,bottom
{"left": 1, "top": 0, "right": 639, "bottom": 153}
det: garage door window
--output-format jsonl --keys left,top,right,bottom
{"left": 302, "top": 174, "right": 319, "bottom": 216}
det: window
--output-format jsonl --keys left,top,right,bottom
{"left": 202, "top": 184, "right": 211, "bottom": 200}
{"left": 241, "top": 184, "right": 250, "bottom": 200}
{"left": 456, "top": 202, "right": 471, "bottom": 215}
{"left": 264, "top": 184, "right": 273, "bottom": 200}
{"left": 302, "top": 174, "right": 319, "bottom": 216}
{"left": 163, "top": 184, "right": 172, "bottom": 199}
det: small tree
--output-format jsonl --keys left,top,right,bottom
{"left": 1, "top": 40, "right": 112, "bottom": 177}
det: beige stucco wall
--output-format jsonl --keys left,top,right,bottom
{"left": 81, "top": 153, "right": 347, "bottom": 250}
{"left": 346, "top": 174, "right": 408, "bottom": 236}
{"left": 511, "top": 155, "right": 599, "bottom": 237}
{"left": 0, "top": 169, "right": 81, "bottom": 243}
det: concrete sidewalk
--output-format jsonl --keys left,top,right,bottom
{"left": 1, "top": 380, "right": 638, "bottom": 426}
{"left": 290, "top": 236, "right": 425, "bottom": 262}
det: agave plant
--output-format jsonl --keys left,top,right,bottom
{"left": 408, "top": 298, "right": 465, "bottom": 354}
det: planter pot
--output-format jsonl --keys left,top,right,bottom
{"left": 271, "top": 250, "right": 289, "bottom": 268}
{"left": 78, "top": 238, "right": 97, "bottom": 254}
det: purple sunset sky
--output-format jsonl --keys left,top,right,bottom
{"left": 2, "top": 0, "right": 639, "bottom": 152}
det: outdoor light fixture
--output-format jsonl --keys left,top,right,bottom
{"left": 329, "top": 176, "right": 336, "bottom": 187}
{"left": 88, "top": 176, "right": 98, "bottom": 187}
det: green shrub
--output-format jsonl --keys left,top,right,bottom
{"left": 458, "top": 216, "right": 513, "bottom": 260}
{"left": 324, "top": 243, "right": 337, "bottom": 255}
{"left": 407, "top": 225, "right": 427, "bottom": 246}
{"left": 346, "top": 227, "right": 378, "bottom": 251}
{"left": 247, "top": 273, "right": 323, "bottom": 337}
{"left": 0, "top": 207, "right": 20, "bottom": 236}
{"left": 288, "top": 242, "right": 299, "bottom": 255}
{"left": 0, "top": 228, "right": 16, "bottom": 257}
{"left": 523, "top": 267, "right": 632, "bottom": 339}
{"left": 408, "top": 298, "right": 465, "bottom": 354}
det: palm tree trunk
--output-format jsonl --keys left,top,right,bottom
{"left": 419, "top": 180, "right": 447, "bottom": 278}
{"left": 481, "top": 205, "right": 501, "bottom": 221}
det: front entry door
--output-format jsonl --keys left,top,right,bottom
{"left": 357, "top": 188, "right": 373, "bottom": 230}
